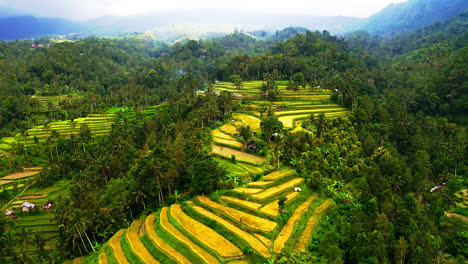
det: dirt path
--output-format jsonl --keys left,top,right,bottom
{"left": 19, "top": 194, "right": 47, "bottom": 199}
{"left": 446, "top": 212, "right": 468, "bottom": 222}
{"left": 0, "top": 170, "right": 40, "bottom": 180}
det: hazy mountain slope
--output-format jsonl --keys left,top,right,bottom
{"left": 358, "top": 0, "right": 468, "bottom": 34}
{"left": 0, "top": 16, "right": 87, "bottom": 40}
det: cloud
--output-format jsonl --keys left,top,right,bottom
{"left": 0, "top": 0, "right": 408, "bottom": 20}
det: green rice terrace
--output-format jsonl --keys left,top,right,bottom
{"left": 1, "top": 80, "right": 347, "bottom": 263}
{"left": 0, "top": 104, "right": 166, "bottom": 151}
{"left": 74, "top": 168, "right": 334, "bottom": 264}
{"left": 69, "top": 85, "right": 342, "bottom": 263}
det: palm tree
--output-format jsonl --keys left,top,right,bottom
{"left": 133, "top": 189, "right": 147, "bottom": 210}
{"left": 69, "top": 119, "right": 78, "bottom": 134}
{"left": 315, "top": 113, "right": 327, "bottom": 139}
{"left": 20, "top": 130, "right": 29, "bottom": 156}
{"left": 32, "top": 233, "right": 47, "bottom": 258}
{"left": 18, "top": 227, "right": 32, "bottom": 255}
{"left": 172, "top": 190, "right": 182, "bottom": 204}
{"left": 50, "top": 129, "right": 60, "bottom": 158}
{"left": 42, "top": 122, "right": 51, "bottom": 136}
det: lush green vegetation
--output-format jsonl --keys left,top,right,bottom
{"left": 0, "top": 9, "right": 467, "bottom": 264}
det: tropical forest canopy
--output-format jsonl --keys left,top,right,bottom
{"left": 0, "top": 9, "right": 466, "bottom": 264}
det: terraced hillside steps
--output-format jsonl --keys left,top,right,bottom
{"left": 126, "top": 219, "right": 160, "bottom": 264}
{"left": 273, "top": 195, "right": 318, "bottom": 254}
{"left": 192, "top": 205, "right": 271, "bottom": 258}
{"left": 197, "top": 196, "right": 277, "bottom": 232}
{"left": 159, "top": 207, "right": 221, "bottom": 264}
{"left": 252, "top": 178, "right": 303, "bottom": 200}
{"left": 297, "top": 199, "right": 334, "bottom": 251}
{"left": 170, "top": 204, "right": 243, "bottom": 259}
{"left": 233, "top": 187, "right": 262, "bottom": 194}
{"left": 99, "top": 253, "right": 108, "bottom": 264}
{"left": 211, "top": 145, "right": 265, "bottom": 165}
{"left": 145, "top": 212, "right": 190, "bottom": 264}
{"left": 109, "top": 229, "right": 130, "bottom": 264}
{"left": 220, "top": 196, "right": 262, "bottom": 210}
{"left": 260, "top": 192, "right": 299, "bottom": 217}
{"left": 233, "top": 113, "right": 261, "bottom": 131}
{"left": 248, "top": 181, "right": 274, "bottom": 187}
{"left": 263, "top": 170, "right": 294, "bottom": 181}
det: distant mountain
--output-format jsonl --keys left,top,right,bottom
{"left": 356, "top": 0, "right": 468, "bottom": 34}
{"left": 89, "top": 10, "right": 362, "bottom": 38}
{"left": 0, "top": 16, "right": 87, "bottom": 41}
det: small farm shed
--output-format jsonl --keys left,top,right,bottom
{"left": 21, "top": 202, "right": 35, "bottom": 212}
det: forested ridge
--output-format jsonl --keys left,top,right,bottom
{"left": 0, "top": 11, "right": 466, "bottom": 264}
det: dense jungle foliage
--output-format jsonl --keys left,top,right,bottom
{"left": 0, "top": 10, "right": 467, "bottom": 264}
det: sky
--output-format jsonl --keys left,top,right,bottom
{"left": 0, "top": 0, "right": 408, "bottom": 21}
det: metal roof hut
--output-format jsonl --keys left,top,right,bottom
{"left": 21, "top": 202, "right": 35, "bottom": 212}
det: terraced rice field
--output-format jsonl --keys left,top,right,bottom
{"left": 233, "top": 113, "right": 261, "bottom": 131}
{"left": 263, "top": 170, "right": 294, "bottom": 180}
{"left": 233, "top": 187, "right": 263, "bottom": 194}
{"left": 211, "top": 145, "right": 264, "bottom": 165}
{"left": 297, "top": 199, "right": 334, "bottom": 251}
{"left": 278, "top": 111, "right": 349, "bottom": 128}
{"left": 221, "top": 196, "right": 262, "bottom": 210}
{"left": 81, "top": 172, "right": 333, "bottom": 263}
{"left": 248, "top": 181, "right": 274, "bottom": 187}
{"left": 159, "top": 207, "right": 221, "bottom": 264}
{"left": 213, "top": 137, "right": 244, "bottom": 148}
{"left": 197, "top": 196, "right": 277, "bottom": 232}
{"left": 0, "top": 105, "right": 165, "bottom": 151}
{"left": 238, "top": 163, "right": 263, "bottom": 173}
{"left": 252, "top": 178, "right": 303, "bottom": 200}
{"left": 109, "top": 229, "right": 129, "bottom": 264}
{"left": 219, "top": 124, "right": 239, "bottom": 135}
{"left": 126, "top": 219, "right": 160, "bottom": 263}
{"left": 214, "top": 158, "right": 249, "bottom": 175}
{"left": 193, "top": 206, "right": 271, "bottom": 258}
{"left": 170, "top": 204, "right": 243, "bottom": 258}
{"left": 76, "top": 91, "right": 341, "bottom": 262}
{"left": 213, "top": 129, "right": 237, "bottom": 140}
{"left": 98, "top": 253, "right": 108, "bottom": 264}
{"left": 273, "top": 195, "right": 318, "bottom": 254}
{"left": 145, "top": 214, "right": 187, "bottom": 263}
{"left": 260, "top": 192, "right": 299, "bottom": 217}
